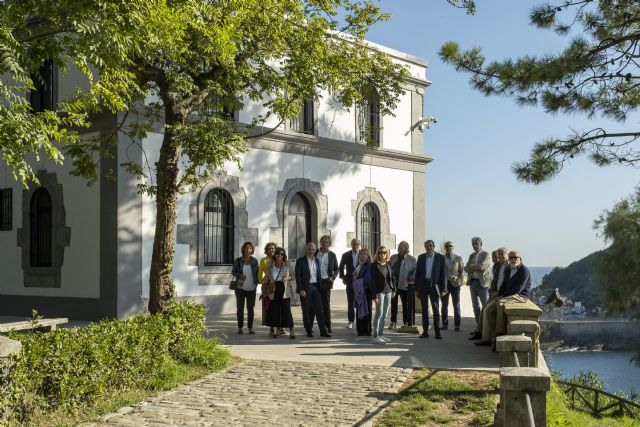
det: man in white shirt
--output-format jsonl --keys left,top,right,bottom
{"left": 295, "top": 242, "right": 331, "bottom": 338}
{"left": 464, "top": 237, "right": 492, "bottom": 330}
{"left": 315, "top": 235, "right": 339, "bottom": 334}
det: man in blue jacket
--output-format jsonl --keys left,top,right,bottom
{"left": 414, "top": 240, "right": 448, "bottom": 339}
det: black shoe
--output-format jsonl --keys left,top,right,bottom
{"left": 306, "top": 332, "right": 314, "bottom": 338}
{"left": 454, "top": 326, "right": 460, "bottom": 332}
{"left": 441, "top": 325, "right": 448, "bottom": 330}
{"left": 435, "top": 334, "right": 442, "bottom": 339}
{"left": 475, "top": 340, "right": 491, "bottom": 346}
{"left": 320, "top": 332, "right": 332, "bottom": 337}
{"left": 327, "top": 328, "right": 332, "bottom": 334}
{"left": 237, "top": 328, "right": 243, "bottom": 334}
{"left": 469, "top": 331, "right": 476, "bottom": 335}
{"left": 468, "top": 332, "right": 482, "bottom": 340}
{"left": 419, "top": 332, "right": 429, "bottom": 338}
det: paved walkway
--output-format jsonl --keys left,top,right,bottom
{"left": 84, "top": 292, "right": 498, "bottom": 426}
{"left": 83, "top": 359, "right": 410, "bottom": 426}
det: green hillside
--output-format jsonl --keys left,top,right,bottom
{"left": 539, "top": 251, "right": 606, "bottom": 310}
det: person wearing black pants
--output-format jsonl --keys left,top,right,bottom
{"left": 389, "top": 241, "right": 417, "bottom": 330}
{"left": 441, "top": 241, "right": 465, "bottom": 331}
{"left": 339, "top": 238, "right": 361, "bottom": 329}
{"left": 231, "top": 241, "right": 259, "bottom": 334}
{"left": 414, "top": 240, "right": 448, "bottom": 339}
{"left": 315, "top": 235, "right": 339, "bottom": 334}
{"left": 295, "top": 242, "right": 330, "bottom": 338}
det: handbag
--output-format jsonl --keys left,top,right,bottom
{"left": 229, "top": 279, "right": 238, "bottom": 290}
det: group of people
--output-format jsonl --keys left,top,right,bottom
{"left": 230, "top": 235, "right": 531, "bottom": 346}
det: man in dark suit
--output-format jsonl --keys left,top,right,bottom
{"left": 315, "top": 235, "right": 340, "bottom": 333}
{"left": 339, "top": 238, "right": 361, "bottom": 329}
{"left": 414, "top": 240, "right": 448, "bottom": 339}
{"left": 295, "top": 242, "right": 330, "bottom": 338}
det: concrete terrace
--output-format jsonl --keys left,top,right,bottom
{"left": 206, "top": 291, "right": 499, "bottom": 372}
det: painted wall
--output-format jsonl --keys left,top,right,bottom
{"left": 381, "top": 89, "right": 412, "bottom": 153}
{"left": 0, "top": 143, "right": 101, "bottom": 298}
{"left": 137, "top": 135, "right": 415, "bottom": 300}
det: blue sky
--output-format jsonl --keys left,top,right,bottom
{"left": 365, "top": 0, "right": 639, "bottom": 267}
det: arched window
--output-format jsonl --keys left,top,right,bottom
{"left": 203, "top": 188, "right": 234, "bottom": 265}
{"left": 287, "top": 192, "right": 312, "bottom": 260}
{"left": 30, "top": 188, "right": 52, "bottom": 267}
{"left": 360, "top": 202, "right": 380, "bottom": 253}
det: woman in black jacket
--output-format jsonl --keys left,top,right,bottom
{"left": 231, "top": 241, "right": 259, "bottom": 334}
{"left": 370, "top": 246, "right": 396, "bottom": 344}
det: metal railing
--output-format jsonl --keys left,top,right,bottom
{"left": 511, "top": 350, "right": 536, "bottom": 427}
{"left": 557, "top": 380, "right": 640, "bottom": 418}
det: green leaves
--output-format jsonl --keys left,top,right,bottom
{"left": 441, "top": 1, "right": 640, "bottom": 183}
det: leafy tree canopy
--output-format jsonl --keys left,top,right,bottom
{"left": 594, "top": 186, "right": 640, "bottom": 318}
{"left": 440, "top": 0, "right": 640, "bottom": 183}
{"left": 0, "top": 0, "right": 410, "bottom": 312}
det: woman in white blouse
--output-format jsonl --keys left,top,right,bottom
{"left": 263, "top": 247, "right": 296, "bottom": 338}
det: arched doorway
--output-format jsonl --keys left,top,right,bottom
{"left": 287, "top": 192, "right": 312, "bottom": 260}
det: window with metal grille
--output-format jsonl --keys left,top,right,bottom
{"left": 360, "top": 202, "right": 380, "bottom": 253}
{"left": 287, "top": 193, "right": 312, "bottom": 261}
{"left": 30, "top": 188, "right": 52, "bottom": 267}
{"left": 0, "top": 188, "right": 12, "bottom": 231}
{"left": 204, "top": 188, "right": 234, "bottom": 265}
{"left": 30, "top": 59, "right": 57, "bottom": 112}
{"left": 289, "top": 100, "right": 314, "bottom": 134}
{"left": 199, "top": 94, "right": 235, "bottom": 120}
{"left": 358, "top": 87, "right": 380, "bottom": 146}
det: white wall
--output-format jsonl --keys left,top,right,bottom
{"left": 0, "top": 141, "right": 101, "bottom": 298}
{"left": 136, "top": 139, "right": 415, "bottom": 298}
{"left": 381, "top": 89, "right": 412, "bottom": 153}
{"left": 317, "top": 89, "right": 356, "bottom": 142}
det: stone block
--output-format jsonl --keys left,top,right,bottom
{"left": 508, "top": 320, "right": 540, "bottom": 336}
{"left": 0, "top": 335, "right": 22, "bottom": 358}
{"left": 496, "top": 335, "right": 532, "bottom": 353}
{"left": 500, "top": 367, "right": 551, "bottom": 392}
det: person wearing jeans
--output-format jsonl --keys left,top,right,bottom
{"left": 370, "top": 246, "right": 396, "bottom": 344}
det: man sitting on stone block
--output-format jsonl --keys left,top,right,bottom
{"left": 475, "top": 250, "right": 531, "bottom": 348}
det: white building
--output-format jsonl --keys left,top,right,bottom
{"left": 0, "top": 42, "right": 432, "bottom": 320}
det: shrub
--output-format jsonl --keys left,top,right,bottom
{"left": 0, "top": 301, "right": 228, "bottom": 425}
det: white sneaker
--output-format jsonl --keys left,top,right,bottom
{"left": 371, "top": 337, "right": 386, "bottom": 345}
{"left": 380, "top": 336, "right": 391, "bottom": 342}
{"left": 389, "top": 322, "right": 396, "bottom": 330}
{"left": 347, "top": 322, "right": 353, "bottom": 329}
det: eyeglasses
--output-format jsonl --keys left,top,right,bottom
{"left": 509, "top": 256, "right": 520, "bottom": 260}
{"left": 379, "top": 251, "right": 388, "bottom": 254}
{"left": 275, "top": 252, "right": 285, "bottom": 256}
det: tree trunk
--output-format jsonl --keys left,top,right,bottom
{"left": 148, "top": 119, "right": 181, "bottom": 314}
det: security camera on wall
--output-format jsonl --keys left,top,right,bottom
{"left": 417, "top": 116, "right": 438, "bottom": 131}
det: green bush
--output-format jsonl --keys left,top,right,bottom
{"left": 0, "top": 301, "right": 228, "bottom": 425}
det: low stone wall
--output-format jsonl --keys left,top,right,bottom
{"left": 542, "top": 319, "right": 640, "bottom": 350}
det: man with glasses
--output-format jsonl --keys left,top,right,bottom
{"left": 339, "top": 238, "right": 361, "bottom": 329}
{"left": 464, "top": 237, "right": 492, "bottom": 332}
{"left": 475, "top": 250, "right": 531, "bottom": 348}
{"left": 415, "top": 240, "right": 447, "bottom": 339}
{"left": 442, "top": 241, "right": 464, "bottom": 331}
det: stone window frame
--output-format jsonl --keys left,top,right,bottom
{"left": 347, "top": 187, "right": 395, "bottom": 251}
{"left": 269, "top": 178, "right": 330, "bottom": 251}
{"left": 17, "top": 170, "right": 71, "bottom": 288}
{"left": 0, "top": 188, "right": 12, "bottom": 231}
{"left": 176, "top": 171, "right": 257, "bottom": 286}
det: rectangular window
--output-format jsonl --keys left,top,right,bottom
{"left": 200, "top": 94, "right": 235, "bottom": 120}
{"left": 30, "top": 59, "right": 57, "bottom": 112}
{"left": 0, "top": 188, "right": 11, "bottom": 231}
{"left": 290, "top": 100, "right": 314, "bottom": 134}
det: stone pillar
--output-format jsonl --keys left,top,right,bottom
{"left": 508, "top": 320, "right": 540, "bottom": 367}
{"left": 500, "top": 367, "right": 551, "bottom": 427}
{"left": 496, "top": 335, "right": 532, "bottom": 368}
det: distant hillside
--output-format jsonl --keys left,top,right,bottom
{"left": 539, "top": 251, "right": 605, "bottom": 309}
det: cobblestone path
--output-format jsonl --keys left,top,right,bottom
{"left": 82, "top": 360, "right": 411, "bottom": 426}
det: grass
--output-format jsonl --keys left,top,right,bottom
{"left": 547, "top": 381, "right": 639, "bottom": 427}
{"left": 376, "top": 369, "right": 499, "bottom": 426}
{"left": 23, "top": 340, "right": 233, "bottom": 427}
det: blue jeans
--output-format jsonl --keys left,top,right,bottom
{"left": 469, "top": 279, "right": 489, "bottom": 324}
{"left": 373, "top": 292, "right": 392, "bottom": 337}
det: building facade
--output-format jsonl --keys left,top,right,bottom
{"left": 0, "top": 42, "right": 432, "bottom": 320}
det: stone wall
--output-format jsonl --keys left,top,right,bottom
{"left": 542, "top": 319, "right": 640, "bottom": 350}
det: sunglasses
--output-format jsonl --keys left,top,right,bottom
{"left": 275, "top": 252, "right": 285, "bottom": 256}
{"left": 509, "top": 256, "right": 520, "bottom": 260}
